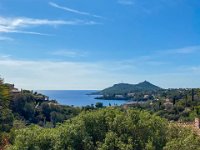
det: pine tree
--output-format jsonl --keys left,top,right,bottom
{"left": 192, "top": 89, "right": 194, "bottom": 101}
{"left": 185, "top": 94, "right": 188, "bottom": 108}
{"left": 173, "top": 97, "right": 176, "bottom": 105}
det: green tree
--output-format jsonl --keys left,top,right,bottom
{"left": 164, "top": 124, "right": 200, "bottom": 150}
{"left": 8, "top": 108, "right": 168, "bottom": 150}
{"left": 50, "top": 111, "right": 64, "bottom": 126}
{"left": 95, "top": 102, "right": 103, "bottom": 108}
{"left": 0, "top": 78, "right": 14, "bottom": 146}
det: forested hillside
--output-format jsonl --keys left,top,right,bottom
{"left": 0, "top": 78, "right": 81, "bottom": 149}
{"left": 1, "top": 78, "right": 200, "bottom": 150}
{"left": 95, "top": 81, "right": 161, "bottom": 95}
{"left": 7, "top": 108, "right": 200, "bottom": 150}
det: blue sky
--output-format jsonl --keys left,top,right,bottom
{"left": 0, "top": 0, "right": 200, "bottom": 90}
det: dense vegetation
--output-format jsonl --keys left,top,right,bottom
{"left": 164, "top": 123, "right": 200, "bottom": 150}
{"left": 129, "top": 88, "right": 200, "bottom": 122}
{"left": 0, "top": 79, "right": 14, "bottom": 148}
{"left": 10, "top": 90, "right": 81, "bottom": 127}
{"left": 1, "top": 77, "right": 200, "bottom": 149}
{"left": 94, "top": 81, "right": 200, "bottom": 122}
{"left": 6, "top": 108, "right": 200, "bottom": 150}
{"left": 0, "top": 78, "right": 81, "bottom": 149}
{"left": 7, "top": 108, "right": 167, "bottom": 149}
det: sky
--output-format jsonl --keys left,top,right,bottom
{"left": 0, "top": 0, "right": 200, "bottom": 90}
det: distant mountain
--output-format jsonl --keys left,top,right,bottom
{"left": 96, "top": 81, "right": 162, "bottom": 95}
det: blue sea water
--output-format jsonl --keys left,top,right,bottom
{"left": 36, "top": 90, "right": 126, "bottom": 107}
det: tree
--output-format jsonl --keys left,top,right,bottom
{"left": 8, "top": 108, "right": 168, "bottom": 150}
{"left": 185, "top": 94, "right": 188, "bottom": 107}
{"left": 0, "top": 79, "right": 14, "bottom": 131}
{"left": 0, "top": 78, "right": 14, "bottom": 147}
{"left": 173, "top": 97, "right": 176, "bottom": 105}
{"left": 192, "top": 89, "right": 194, "bottom": 101}
{"left": 164, "top": 123, "right": 200, "bottom": 150}
{"left": 95, "top": 102, "right": 103, "bottom": 108}
{"left": 23, "top": 102, "right": 35, "bottom": 121}
{"left": 50, "top": 111, "right": 64, "bottom": 126}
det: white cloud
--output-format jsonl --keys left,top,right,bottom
{"left": 0, "top": 57, "right": 136, "bottom": 90}
{"left": 152, "top": 45, "right": 200, "bottom": 57}
{"left": 1, "top": 56, "right": 200, "bottom": 90}
{"left": 49, "top": 2, "right": 104, "bottom": 19}
{"left": 50, "top": 50, "right": 88, "bottom": 58}
{"left": 164, "top": 45, "right": 200, "bottom": 54}
{"left": 0, "top": 16, "right": 99, "bottom": 35}
{"left": 0, "top": 17, "right": 68, "bottom": 27}
{"left": 1, "top": 44, "right": 200, "bottom": 90}
{"left": 118, "top": 0, "right": 135, "bottom": 5}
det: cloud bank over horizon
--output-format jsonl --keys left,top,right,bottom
{"left": 0, "top": 0, "right": 200, "bottom": 89}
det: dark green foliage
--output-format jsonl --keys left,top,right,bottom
{"left": 0, "top": 77, "right": 81, "bottom": 148}
{"left": 50, "top": 111, "right": 65, "bottom": 126}
{"left": 2, "top": 78, "right": 200, "bottom": 149}
{"left": 8, "top": 108, "right": 200, "bottom": 150}
{"left": 8, "top": 108, "right": 168, "bottom": 150}
{"left": 0, "top": 109, "right": 14, "bottom": 132}
{"left": 129, "top": 88, "right": 200, "bottom": 122}
{"left": 10, "top": 91, "right": 81, "bottom": 126}
{"left": 0, "top": 78, "right": 14, "bottom": 146}
{"left": 192, "top": 89, "right": 195, "bottom": 101}
{"left": 95, "top": 102, "right": 103, "bottom": 108}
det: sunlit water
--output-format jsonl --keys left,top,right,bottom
{"left": 36, "top": 90, "right": 126, "bottom": 107}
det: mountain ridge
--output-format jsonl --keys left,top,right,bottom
{"left": 96, "top": 81, "right": 162, "bottom": 95}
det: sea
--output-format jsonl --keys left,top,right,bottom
{"left": 36, "top": 90, "right": 126, "bottom": 107}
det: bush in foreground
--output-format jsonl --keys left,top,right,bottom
{"left": 8, "top": 108, "right": 167, "bottom": 150}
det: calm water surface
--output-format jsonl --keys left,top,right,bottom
{"left": 37, "top": 90, "right": 126, "bottom": 107}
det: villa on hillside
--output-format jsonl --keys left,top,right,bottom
{"left": 144, "top": 95, "right": 150, "bottom": 99}
{"left": 115, "top": 95, "right": 125, "bottom": 99}
{"left": 127, "top": 93, "right": 135, "bottom": 97}
{"left": 5, "top": 83, "right": 21, "bottom": 95}
{"left": 164, "top": 98, "right": 173, "bottom": 110}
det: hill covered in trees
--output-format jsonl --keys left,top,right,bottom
{"left": 0, "top": 78, "right": 81, "bottom": 149}
{"left": 1, "top": 77, "right": 200, "bottom": 149}
{"left": 96, "top": 81, "right": 162, "bottom": 95}
{"left": 7, "top": 108, "right": 200, "bottom": 150}
{"left": 93, "top": 81, "right": 162, "bottom": 100}
{"left": 127, "top": 88, "right": 200, "bottom": 122}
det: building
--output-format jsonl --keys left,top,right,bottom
{"left": 115, "top": 95, "right": 125, "bottom": 99}
{"left": 127, "top": 93, "right": 135, "bottom": 97}
{"left": 164, "top": 98, "right": 173, "bottom": 110}
{"left": 144, "top": 95, "right": 150, "bottom": 99}
{"left": 5, "top": 83, "right": 21, "bottom": 95}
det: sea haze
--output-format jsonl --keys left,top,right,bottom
{"left": 36, "top": 90, "right": 126, "bottom": 107}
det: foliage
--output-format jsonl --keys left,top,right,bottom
{"left": 8, "top": 108, "right": 168, "bottom": 150}
{"left": 164, "top": 124, "right": 200, "bottom": 150}
{"left": 0, "top": 78, "right": 14, "bottom": 146}
{"left": 129, "top": 88, "right": 200, "bottom": 122}
{"left": 2, "top": 78, "right": 200, "bottom": 149}
{"left": 95, "top": 102, "right": 103, "bottom": 108}
{"left": 10, "top": 91, "right": 81, "bottom": 126}
{"left": 0, "top": 77, "right": 81, "bottom": 148}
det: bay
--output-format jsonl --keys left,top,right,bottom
{"left": 36, "top": 90, "right": 126, "bottom": 107}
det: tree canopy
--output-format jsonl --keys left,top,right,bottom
{"left": 8, "top": 108, "right": 168, "bottom": 150}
